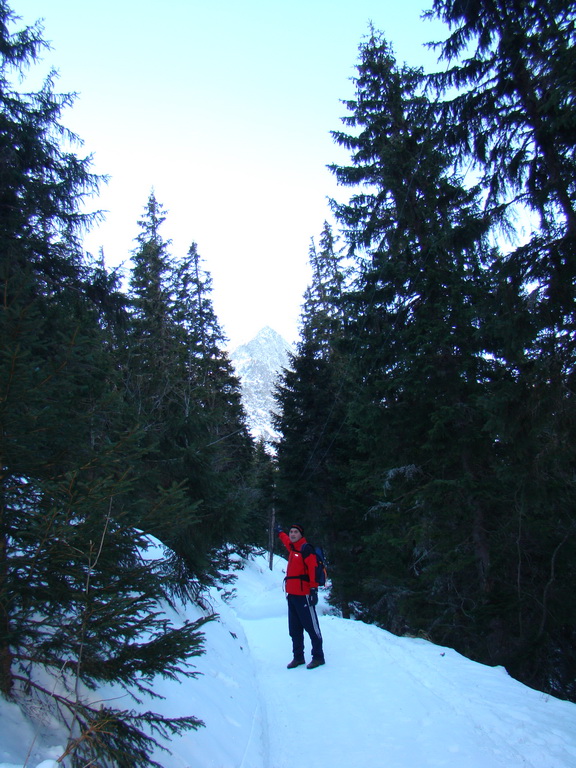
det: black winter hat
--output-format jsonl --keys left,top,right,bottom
{"left": 289, "top": 524, "right": 304, "bottom": 535}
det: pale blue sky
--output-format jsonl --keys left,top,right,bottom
{"left": 15, "top": 0, "right": 446, "bottom": 348}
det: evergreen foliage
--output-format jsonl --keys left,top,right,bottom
{"left": 167, "top": 239, "right": 254, "bottom": 568}
{"left": 274, "top": 222, "right": 358, "bottom": 612}
{"left": 245, "top": 439, "right": 277, "bottom": 552}
{"left": 425, "top": 0, "right": 576, "bottom": 697}
{"left": 328, "top": 28, "right": 501, "bottom": 636}
{"left": 3, "top": 0, "right": 574, "bottom": 754}
{"left": 0, "top": 4, "right": 257, "bottom": 763}
{"left": 124, "top": 195, "right": 254, "bottom": 587}
{"left": 275, "top": 5, "right": 576, "bottom": 701}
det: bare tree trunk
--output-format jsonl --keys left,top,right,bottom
{"left": 537, "top": 531, "right": 571, "bottom": 640}
{"left": 462, "top": 454, "right": 491, "bottom": 592}
{"left": 472, "top": 498, "right": 491, "bottom": 592}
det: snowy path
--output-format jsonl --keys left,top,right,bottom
{"left": 234, "top": 557, "right": 576, "bottom": 768}
{"left": 2, "top": 552, "right": 576, "bottom": 768}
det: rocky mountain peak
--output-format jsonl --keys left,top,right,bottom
{"left": 230, "top": 327, "right": 293, "bottom": 447}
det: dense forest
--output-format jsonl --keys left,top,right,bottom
{"left": 0, "top": 0, "right": 575, "bottom": 764}
{"left": 0, "top": 2, "right": 267, "bottom": 763}
{"left": 275, "top": 0, "right": 576, "bottom": 705}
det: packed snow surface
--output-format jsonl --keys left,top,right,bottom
{"left": 1, "top": 550, "right": 576, "bottom": 768}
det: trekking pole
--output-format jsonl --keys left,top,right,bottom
{"left": 268, "top": 504, "right": 276, "bottom": 571}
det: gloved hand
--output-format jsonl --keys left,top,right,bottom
{"left": 274, "top": 523, "right": 282, "bottom": 536}
{"left": 309, "top": 588, "right": 318, "bottom": 606}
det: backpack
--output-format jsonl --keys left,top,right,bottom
{"left": 301, "top": 542, "right": 328, "bottom": 587}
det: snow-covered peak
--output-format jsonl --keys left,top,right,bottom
{"left": 230, "top": 327, "right": 293, "bottom": 446}
{"left": 232, "top": 326, "right": 291, "bottom": 367}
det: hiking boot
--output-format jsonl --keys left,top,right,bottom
{"left": 306, "top": 658, "right": 325, "bottom": 669}
{"left": 286, "top": 658, "right": 305, "bottom": 669}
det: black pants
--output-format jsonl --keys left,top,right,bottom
{"left": 287, "top": 593, "right": 324, "bottom": 661}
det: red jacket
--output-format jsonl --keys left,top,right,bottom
{"left": 278, "top": 532, "right": 319, "bottom": 595}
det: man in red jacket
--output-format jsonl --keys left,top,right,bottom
{"left": 275, "top": 523, "right": 325, "bottom": 669}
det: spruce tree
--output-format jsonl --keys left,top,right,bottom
{"left": 319, "top": 14, "right": 576, "bottom": 699}
{"left": 123, "top": 195, "right": 207, "bottom": 552}
{"left": 168, "top": 240, "right": 253, "bottom": 571}
{"left": 329, "top": 28, "right": 505, "bottom": 642}
{"left": 301, "top": 221, "right": 347, "bottom": 345}
{"left": 0, "top": 7, "right": 214, "bottom": 762}
{"left": 274, "top": 221, "right": 356, "bottom": 612}
{"left": 5, "top": 447, "right": 211, "bottom": 767}
{"left": 430, "top": 0, "right": 576, "bottom": 243}
{"left": 428, "top": 0, "right": 576, "bottom": 696}
{"left": 126, "top": 193, "right": 177, "bottom": 424}
{"left": 1, "top": 0, "right": 102, "bottom": 696}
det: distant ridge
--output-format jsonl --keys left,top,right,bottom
{"left": 230, "top": 326, "right": 293, "bottom": 446}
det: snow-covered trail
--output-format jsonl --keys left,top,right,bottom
{"left": 2, "top": 552, "right": 576, "bottom": 768}
{"left": 239, "top": 614, "right": 511, "bottom": 768}
{"left": 234, "top": 557, "right": 576, "bottom": 768}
